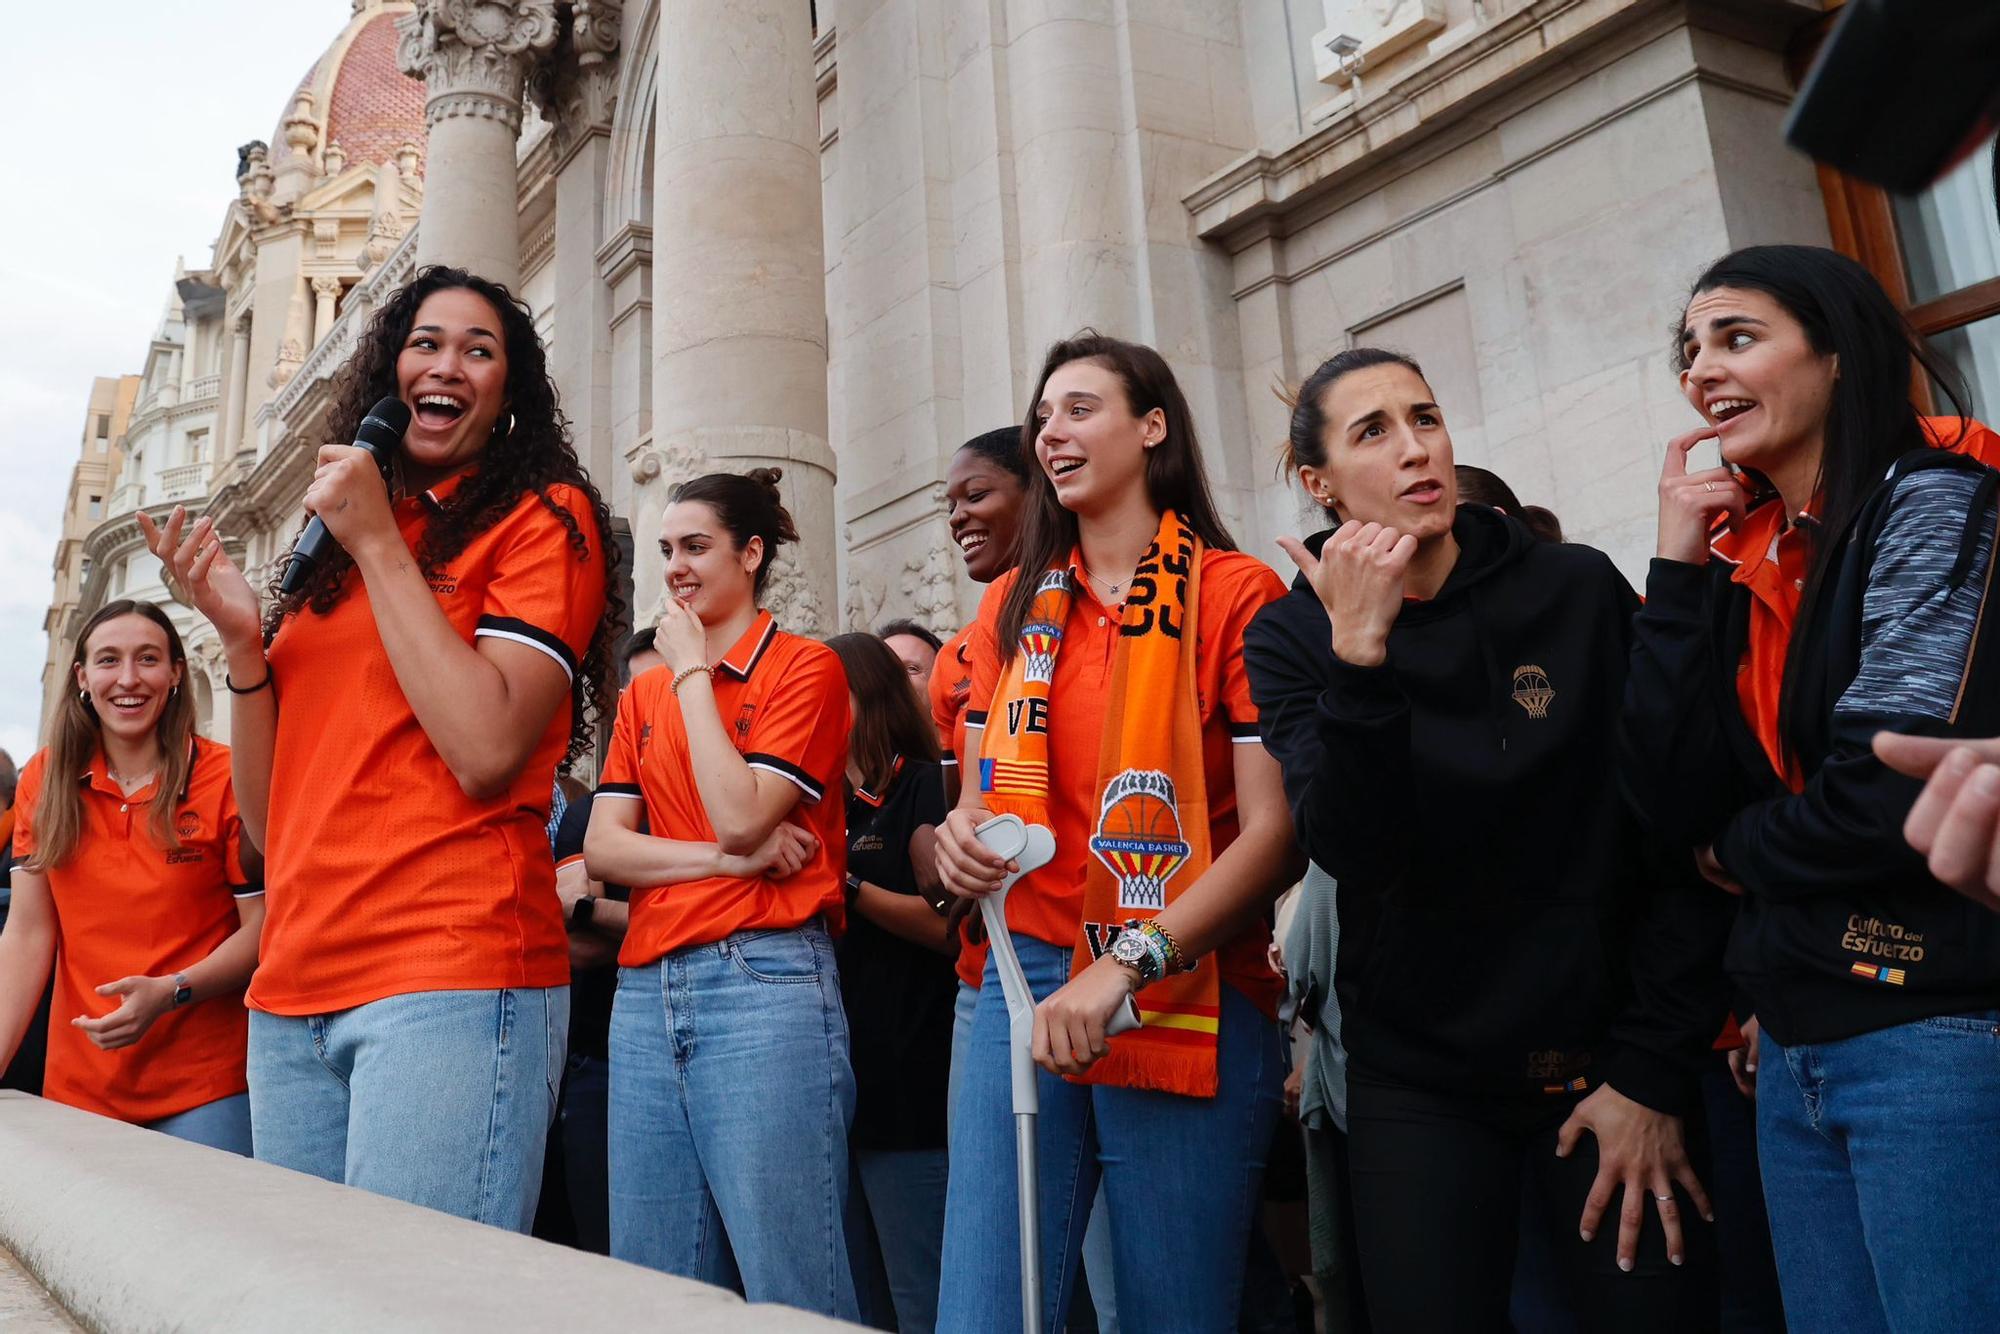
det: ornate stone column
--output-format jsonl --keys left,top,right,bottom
{"left": 311, "top": 277, "right": 342, "bottom": 346}
{"left": 218, "top": 316, "right": 252, "bottom": 463}
{"left": 650, "top": 0, "right": 834, "bottom": 633}
{"left": 533, "top": 0, "right": 626, "bottom": 603}
{"left": 397, "top": 0, "right": 560, "bottom": 288}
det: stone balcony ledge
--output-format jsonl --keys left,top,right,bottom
{"left": 0, "top": 1093, "right": 856, "bottom": 1333}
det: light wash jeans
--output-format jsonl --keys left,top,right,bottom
{"left": 608, "top": 923, "right": 858, "bottom": 1321}
{"left": 146, "top": 1090, "right": 252, "bottom": 1156}
{"left": 938, "top": 936, "right": 1281, "bottom": 1333}
{"left": 1758, "top": 1011, "right": 2000, "bottom": 1333}
{"left": 247, "top": 987, "right": 568, "bottom": 1231}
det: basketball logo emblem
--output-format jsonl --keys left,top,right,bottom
{"left": 175, "top": 810, "right": 201, "bottom": 840}
{"left": 1511, "top": 664, "right": 1554, "bottom": 720}
{"left": 1020, "top": 570, "right": 1071, "bottom": 685}
{"left": 1089, "top": 769, "right": 1191, "bottom": 911}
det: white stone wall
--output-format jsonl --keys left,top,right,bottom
{"left": 1209, "top": 11, "right": 1832, "bottom": 585}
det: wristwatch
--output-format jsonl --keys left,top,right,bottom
{"left": 845, "top": 872, "right": 865, "bottom": 906}
{"left": 570, "top": 894, "right": 597, "bottom": 928}
{"left": 1109, "top": 928, "right": 1162, "bottom": 987}
{"left": 171, "top": 973, "right": 193, "bottom": 1009}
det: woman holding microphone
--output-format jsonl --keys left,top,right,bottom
{"left": 585, "top": 468, "right": 856, "bottom": 1319}
{"left": 144, "top": 266, "right": 616, "bottom": 1229}
{"left": 0, "top": 600, "right": 262, "bottom": 1152}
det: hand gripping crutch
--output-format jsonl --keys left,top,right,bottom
{"left": 972, "top": 814, "right": 1141, "bottom": 1334}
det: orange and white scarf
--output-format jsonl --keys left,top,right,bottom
{"left": 979, "top": 509, "right": 1220, "bottom": 1096}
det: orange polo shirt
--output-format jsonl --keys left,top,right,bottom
{"left": 599, "top": 611, "right": 851, "bottom": 964}
{"left": 963, "top": 548, "right": 1288, "bottom": 1017}
{"left": 1711, "top": 417, "right": 2000, "bottom": 789}
{"left": 930, "top": 624, "right": 992, "bottom": 990}
{"left": 253, "top": 475, "right": 607, "bottom": 1015}
{"left": 12, "top": 741, "right": 254, "bottom": 1123}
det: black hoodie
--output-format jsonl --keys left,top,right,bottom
{"left": 1622, "top": 449, "right": 2000, "bottom": 1046}
{"left": 1244, "top": 506, "right": 1732, "bottom": 1114}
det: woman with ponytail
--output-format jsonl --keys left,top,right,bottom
{"left": 931, "top": 333, "right": 1299, "bottom": 1330}
{"left": 142, "top": 267, "right": 617, "bottom": 1228}
{"left": 585, "top": 467, "right": 857, "bottom": 1319}
{"left": 1245, "top": 347, "right": 1731, "bottom": 1330}
{"left": 0, "top": 601, "right": 261, "bottom": 1152}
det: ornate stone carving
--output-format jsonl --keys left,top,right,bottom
{"left": 236, "top": 142, "right": 281, "bottom": 227}
{"left": 312, "top": 276, "right": 344, "bottom": 302}
{"left": 359, "top": 161, "right": 410, "bottom": 274}
{"left": 762, "top": 548, "right": 827, "bottom": 637}
{"left": 627, "top": 437, "right": 702, "bottom": 489}
{"left": 528, "top": 0, "right": 623, "bottom": 159}
{"left": 842, "top": 532, "right": 960, "bottom": 634}
{"left": 397, "top": 0, "right": 561, "bottom": 133}
{"left": 323, "top": 139, "right": 347, "bottom": 177}
{"left": 396, "top": 141, "right": 423, "bottom": 180}
{"left": 283, "top": 89, "right": 321, "bottom": 162}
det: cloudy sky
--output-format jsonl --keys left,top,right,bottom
{"left": 0, "top": 4, "right": 341, "bottom": 761}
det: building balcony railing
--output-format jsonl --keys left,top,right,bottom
{"left": 108, "top": 481, "right": 146, "bottom": 517}
{"left": 186, "top": 373, "right": 221, "bottom": 403}
{"left": 159, "top": 462, "right": 208, "bottom": 504}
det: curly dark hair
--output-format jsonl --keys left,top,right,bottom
{"left": 261, "top": 266, "right": 623, "bottom": 770}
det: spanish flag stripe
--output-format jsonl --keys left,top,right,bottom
{"left": 1137, "top": 1010, "right": 1222, "bottom": 1034}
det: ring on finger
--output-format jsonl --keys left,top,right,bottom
{"left": 1703, "top": 481, "right": 1715, "bottom": 493}
{"left": 1654, "top": 1193, "right": 1674, "bottom": 1202}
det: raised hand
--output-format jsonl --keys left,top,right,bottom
{"left": 138, "top": 507, "right": 262, "bottom": 651}
{"left": 1657, "top": 427, "right": 1749, "bottom": 563}
{"left": 1278, "top": 521, "right": 1418, "bottom": 668}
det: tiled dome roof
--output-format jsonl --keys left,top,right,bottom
{"left": 272, "top": 4, "right": 426, "bottom": 176}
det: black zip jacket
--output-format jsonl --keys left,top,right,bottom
{"left": 1245, "top": 506, "right": 1731, "bottom": 1115}
{"left": 1622, "top": 449, "right": 2000, "bottom": 1046}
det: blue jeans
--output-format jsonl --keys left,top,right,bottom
{"left": 608, "top": 924, "right": 858, "bottom": 1320}
{"left": 948, "top": 979, "right": 977, "bottom": 1134}
{"left": 852, "top": 1147, "right": 948, "bottom": 1333}
{"left": 247, "top": 987, "right": 568, "bottom": 1231}
{"left": 1758, "top": 1012, "right": 2000, "bottom": 1333}
{"left": 146, "top": 1091, "right": 252, "bottom": 1156}
{"left": 938, "top": 936, "right": 1282, "bottom": 1333}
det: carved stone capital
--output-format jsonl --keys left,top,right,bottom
{"left": 312, "top": 276, "right": 344, "bottom": 300}
{"left": 528, "top": 0, "right": 623, "bottom": 158}
{"left": 397, "top": 0, "right": 561, "bottom": 132}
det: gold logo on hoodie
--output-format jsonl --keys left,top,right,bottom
{"left": 1511, "top": 665, "right": 1555, "bottom": 720}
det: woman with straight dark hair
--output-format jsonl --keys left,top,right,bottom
{"left": 1245, "top": 346, "right": 1731, "bottom": 1330}
{"left": 1625, "top": 243, "right": 2000, "bottom": 1329}
{"left": 0, "top": 601, "right": 261, "bottom": 1153}
{"left": 144, "top": 266, "right": 616, "bottom": 1227}
{"left": 585, "top": 468, "right": 856, "bottom": 1318}
{"left": 932, "top": 333, "right": 1299, "bottom": 1330}
{"left": 827, "top": 631, "right": 954, "bottom": 1334}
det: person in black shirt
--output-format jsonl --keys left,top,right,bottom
{"left": 827, "top": 632, "right": 954, "bottom": 1334}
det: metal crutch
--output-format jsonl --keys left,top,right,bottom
{"left": 973, "top": 814, "right": 1141, "bottom": 1334}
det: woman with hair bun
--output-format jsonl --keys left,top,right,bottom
{"left": 585, "top": 467, "right": 858, "bottom": 1319}
{"left": 144, "top": 265, "right": 617, "bottom": 1227}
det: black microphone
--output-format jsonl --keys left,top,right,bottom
{"left": 279, "top": 395, "right": 412, "bottom": 595}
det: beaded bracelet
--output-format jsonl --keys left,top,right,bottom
{"left": 670, "top": 663, "right": 713, "bottom": 695}
{"left": 1139, "top": 920, "right": 1187, "bottom": 976}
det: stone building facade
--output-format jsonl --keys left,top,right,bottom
{"left": 42, "top": 0, "right": 2000, "bottom": 742}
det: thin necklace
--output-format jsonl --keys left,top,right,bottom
{"left": 107, "top": 765, "right": 156, "bottom": 795}
{"left": 1080, "top": 563, "right": 1129, "bottom": 599}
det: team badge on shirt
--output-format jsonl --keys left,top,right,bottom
{"left": 1511, "top": 664, "right": 1555, "bottom": 719}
